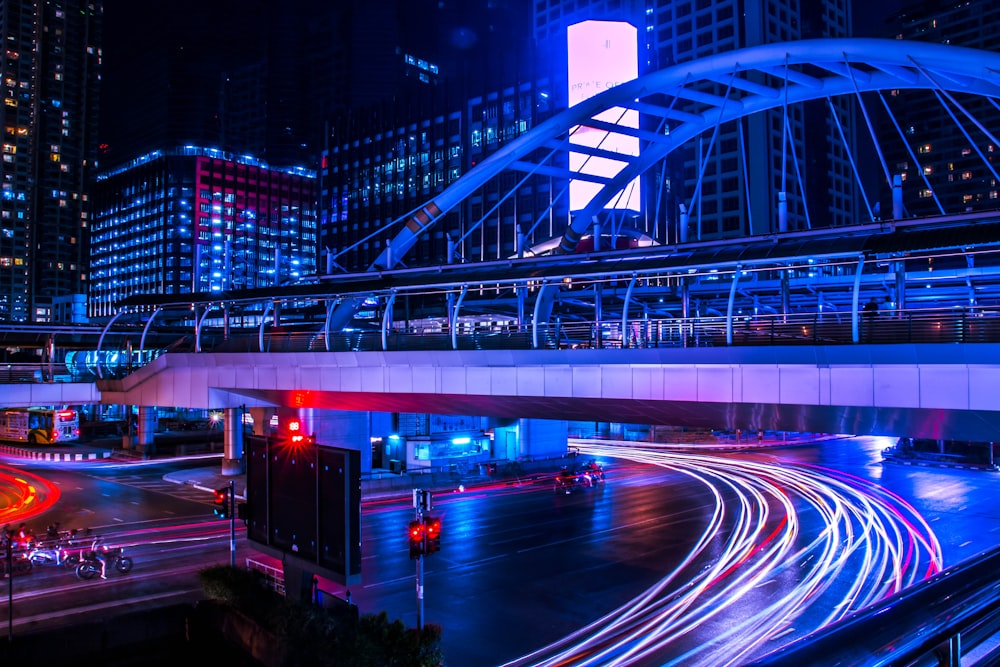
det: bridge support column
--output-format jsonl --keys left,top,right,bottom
{"left": 135, "top": 406, "right": 157, "bottom": 455}
{"left": 222, "top": 407, "right": 244, "bottom": 475}
{"left": 516, "top": 418, "right": 567, "bottom": 459}
{"left": 248, "top": 407, "right": 276, "bottom": 436}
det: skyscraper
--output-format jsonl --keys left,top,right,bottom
{"left": 533, "top": 0, "right": 857, "bottom": 241}
{"left": 878, "top": 0, "right": 1000, "bottom": 217}
{"left": 0, "top": 0, "right": 102, "bottom": 323}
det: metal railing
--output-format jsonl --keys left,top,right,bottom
{"left": 194, "top": 306, "right": 1000, "bottom": 353}
{"left": 749, "top": 545, "right": 1000, "bottom": 666}
{"left": 7, "top": 306, "right": 1000, "bottom": 383}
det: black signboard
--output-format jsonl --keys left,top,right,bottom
{"left": 245, "top": 434, "right": 361, "bottom": 585}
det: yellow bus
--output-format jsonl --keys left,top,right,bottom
{"left": 0, "top": 408, "right": 81, "bottom": 445}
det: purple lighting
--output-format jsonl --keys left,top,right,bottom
{"left": 567, "top": 20, "right": 641, "bottom": 212}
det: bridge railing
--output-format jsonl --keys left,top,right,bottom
{"left": 195, "top": 306, "right": 1000, "bottom": 353}
{"left": 6, "top": 306, "right": 1000, "bottom": 383}
{"left": 749, "top": 544, "right": 1000, "bottom": 666}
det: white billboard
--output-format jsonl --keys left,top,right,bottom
{"left": 567, "top": 20, "right": 641, "bottom": 212}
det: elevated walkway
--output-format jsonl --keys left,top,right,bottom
{"left": 92, "top": 342, "right": 1000, "bottom": 443}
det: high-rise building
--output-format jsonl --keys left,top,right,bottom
{"left": 322, "top": 75, "right": 556, "bottom": 273}
{"left": 878, "top": 0, "right": 1000, "bottom": 217}
{"left": 90, "top": 146, "right": 317, "bottom": 318}
{"left": 0, "top": 0, "right": 102, "bottom": 323}
{"left": 533, "top": 0, "right": 857, "bottom": 241}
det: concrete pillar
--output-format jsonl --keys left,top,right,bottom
{"left": 892, "top": 174, "right": 903, "bottom": 219}
{"left": 517, "top": 418, "right": 568, "bottom": 459}
{"left": 777, "top": 191, "right": 788, "bottom": 233}
{"left": 305, "top": 409, "right": 372, "bottom": 473}
{"left": 249, "top": 407, "right": 277, "bottom": 436}
{"left": 135, "top": 406, "right": 157, "bottom": 455}
{"left": 222, "top": 407, "right": 244, "bottom": 476}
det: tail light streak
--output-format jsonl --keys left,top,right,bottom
{"left": 504, "top": 441, "right": 943, "bottom": 667}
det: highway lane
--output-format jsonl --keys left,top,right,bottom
{"left": 348, "top": 436, "right": 999, "bottom": 666}
{"left": 0, "top": 438, "right": 998, "bottom": 666}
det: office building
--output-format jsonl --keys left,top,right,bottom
{"left": 533, "top": 0, "right": 857, "bottom": 241}
{"left": 879, "top": 0, "right": 1000, "bottom": 217}
{"left": 89, "top": 147, "right": 317, "bottom": 318}
{"left": 0, "top": 0, "right": 102, "bottom": 323}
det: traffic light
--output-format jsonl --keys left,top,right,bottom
{"left": 408, "top": 519, "right": 425, "bottom": 559}
{"left": 213, "top": 487, "right": 230, "bottom": 519}
{"left": 285, "top": 418, "right": 314, "bottom": 446}
{"left": 424, "top": 516, "right": 441, "bottom": 554}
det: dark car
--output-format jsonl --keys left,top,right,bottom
{"left": 554, "top": 460, "right": 605, "bottom": 494}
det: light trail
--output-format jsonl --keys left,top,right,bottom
{"left": 0, "top": 465, "right": 60, "bottom": 526}
{"left": 504, "top": 440, "right": 943, "bottom": 667}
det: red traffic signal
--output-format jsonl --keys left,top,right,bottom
{"left": 213, "top": 487, "right": 230, "bottom": 519}
{"left": 286, "top": 418, "right": 313, "bottom": 445}
{"left": 425, "top": 516, "right": 441, "bottom": 554}
{"left": 408, "top": 520, "right": 425, "bottom": 559}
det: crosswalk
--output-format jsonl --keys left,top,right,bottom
{"left": 88, "top": 473, "right": 215, "bottom": 504}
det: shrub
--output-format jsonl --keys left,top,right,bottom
{"left": 199, "top": 565, "right": 443, "bottom": 666}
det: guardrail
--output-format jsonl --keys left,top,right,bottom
{"left": 749, "top": 545, "right": 1000, "bottom": 666}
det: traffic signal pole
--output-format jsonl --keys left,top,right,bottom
{"left": 413, "top": 488, "right": 431, "bottom": 629}
{"left": 229, "top": 479, "right": 236, "bottom": 568}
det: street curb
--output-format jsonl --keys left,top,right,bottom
{"left": 0, "top": 443, "right": 111, "bottom": 461}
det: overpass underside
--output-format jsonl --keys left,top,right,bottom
{"left": 93, "top": 343, "right": 1000, "bottom": 443}
{"left": 229, "top": 387, "right": 1000, "bottom": 442}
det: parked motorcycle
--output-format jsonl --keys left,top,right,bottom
{"left": 75, "top": 547, "right": 133, "bottom": 580}
{"left": 26, "top": 543, "right": 65, "bottom": 567}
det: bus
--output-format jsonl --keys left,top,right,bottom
{"left": 0, "top": 408, "right": 81, "bottom": 445}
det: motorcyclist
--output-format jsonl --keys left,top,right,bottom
{"left": 90, "top": 536, "right": 108, "bottom": 579}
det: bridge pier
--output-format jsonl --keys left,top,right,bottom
{"left": 131, "top": 406, "right": 157, "bottom": 455}
{"left": 222, "top": 407, "right": 244, "bottom": 475}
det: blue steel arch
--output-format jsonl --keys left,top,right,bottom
{"left": 327, "top": 38, "right": 1000, "bottom": 329}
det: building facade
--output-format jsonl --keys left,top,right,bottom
{"left": 321, "top": 0, "right": 860, "bottom": 277}
{"left": 322, "top": 75, "right": 559, "bottom": 274}
{"left": 0, "top": 0, "right": 102, "bottom": 323}
{"left": 534, "top": 0, "right": 857, "bottom": 241}
{"left": 879, "top": 0, "right": 1000, "bottom": 217}
{"left": 90, "top": 147, "right": 317, "bottom": 318}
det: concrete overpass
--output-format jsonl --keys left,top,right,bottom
{"left": 21, "top": 342, "right": 986, "bottom": 443}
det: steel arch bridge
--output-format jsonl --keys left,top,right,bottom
{"left": 323, "top": 37, "right": 1000, "bottom": 328}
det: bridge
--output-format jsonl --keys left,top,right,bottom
{"left": 4, "top": 39, "right": 1000, "bottom": 447}
{"left": 2, "top": 37, "right": 1000, "bottom": 664}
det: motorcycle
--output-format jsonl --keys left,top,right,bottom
{"left": 27, "top": 542, "right": 66, "bottom": 567}
{"left": 75, "top": 547, "right": 133, "bottom": 580}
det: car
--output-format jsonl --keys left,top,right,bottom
{"left": 553, "top": 460, "right": 605, "bottom": 494}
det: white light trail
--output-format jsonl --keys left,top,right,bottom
{"left": 504, "top": 440, "right": 943, "bottom": 667}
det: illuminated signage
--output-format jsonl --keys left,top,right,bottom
{"left": 567, "top": 20, "right": 641, "bottom": 212}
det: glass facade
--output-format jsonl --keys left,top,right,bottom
{"left": 90, "top": 147, "right": 317, "bottom": 317}
{"left": 881, "top": 0, "right": 1000, "bottom": 217}
{"left": 322, "top": 77, "right": 559, "bottom": 273}
{"left": 0, "top": 0, "right": 102, "bottom": 322}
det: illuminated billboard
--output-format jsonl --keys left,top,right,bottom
{"left": 567, "top": 20, "right": 641, "bottom": 212}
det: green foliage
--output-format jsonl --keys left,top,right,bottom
{"left": 198, "top": 566, "right": 444, "bottom": 666}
